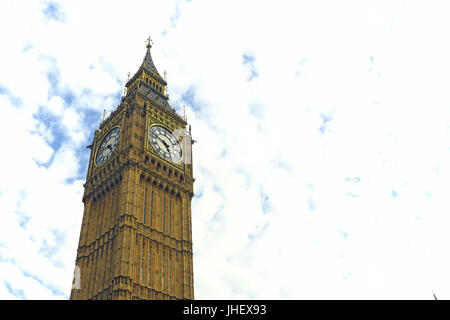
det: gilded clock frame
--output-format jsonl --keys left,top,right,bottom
{"left": 145, "top": 119, "right": 185, "bottom": 172}
{"left": 94, "top": 124, "right": 122, "bottom": 167}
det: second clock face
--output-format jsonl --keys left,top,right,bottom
{"left": 95, "top": 127, "right": 120, "bottom": 166}
{"left": 148, "top": 125, "right": 182, "bottom": 163}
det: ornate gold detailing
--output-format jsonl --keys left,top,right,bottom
{"left": 93, "top": 125, "right": 121, "bottom": 167}
{"left": 145, "top": 115, "right": 185, "bottom": 172}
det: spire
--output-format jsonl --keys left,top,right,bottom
{"left": 124, "top": 36, "right": 176, "bottom": 111}
{"left": 140, "top": 36, "right": 165, "bottom": 84}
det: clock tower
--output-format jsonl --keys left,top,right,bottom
{"left": 70, "top": 38, "right": 195, "bottom": 300}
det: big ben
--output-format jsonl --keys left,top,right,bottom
{"left": 70, "top": 37, "right": 195, "bottom": 300}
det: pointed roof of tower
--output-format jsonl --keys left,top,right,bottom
{"left": 121, "top": 38, "right": 186, "bottom": 124}
{"left": 126, "top": 36, "right": 167, "bottom": 87}
{"left": 141, "top": 37, "right": 165, "bottom": 80}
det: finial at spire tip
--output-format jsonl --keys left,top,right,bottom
{"left": 146, "top": 36, "right": 153, "bottom": 48}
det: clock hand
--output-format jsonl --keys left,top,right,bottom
{"left": 154, "top": 135, "right": 162, "bottom": 144}
{"left": 156, "top": 136, "right": 171, "bottom": 153}
{"left": 162, "top": 141, "right": 170, "bottom": 153}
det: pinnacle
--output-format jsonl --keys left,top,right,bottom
{"left": 140, "top": 37, "right": 165, "bottom": 83}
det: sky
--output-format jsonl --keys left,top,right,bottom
{"left": 1, "top": 0, "right": 450, "bottom": 300}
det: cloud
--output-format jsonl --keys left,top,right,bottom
{"left": 3, "top": 281, "right": 26, "bottom": 300}
{"left": 42, "top": 1, "right": 66, "bottom": 22}
{"left": 318, "top": 112, "right": 333, "bottom": 134}
{"left": 0, "top": 86, "right": 23, "bottom": 107}
{"left": 242, "top": 52, "right": 258, "bottom": 81}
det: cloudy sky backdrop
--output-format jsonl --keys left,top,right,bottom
{"left": 1, "top": 0, "right": 450, "bottom": 299}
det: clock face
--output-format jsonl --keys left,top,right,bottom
{"left": 95, "top": 127, "right": 120, "bottom": 166}
{"left": 148, "top": 125, "right": 182, "bottom": 163}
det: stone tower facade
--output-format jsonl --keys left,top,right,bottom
{"left": 70, "top": 39, "right": 195, "bottom": 300}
